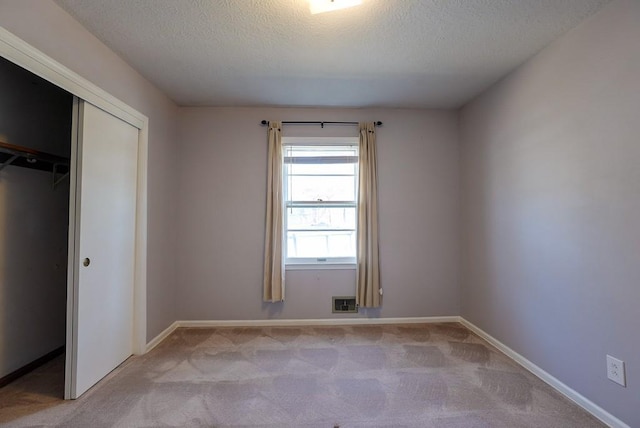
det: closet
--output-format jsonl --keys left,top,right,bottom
{"left": 0, "top": 55, "right": 72, "bottom": 393}
{"left": 0, "top": 27, "right": 146, "bottom": 401}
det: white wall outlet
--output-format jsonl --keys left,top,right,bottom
{"left": 606, "top": 355, "right": 626, "bottom": 387}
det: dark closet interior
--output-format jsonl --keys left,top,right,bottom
{"left": 0, "top": 55, "right": 73, "bottom": 395}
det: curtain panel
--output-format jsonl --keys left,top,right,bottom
{"left": 263, "top": 121, "right": 285, "bottom": 302}
{"left": 356, "top": 122, "right": 382, "bottom": 307}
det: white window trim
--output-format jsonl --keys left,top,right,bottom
{"left": 282, "top": 136, "right": 359, "bottom": 268}
{"left": 282, "top": 137, "right": 359, "bottom": 147}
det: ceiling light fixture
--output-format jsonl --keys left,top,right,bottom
{"left": 308, "top": 0, "right": 362, "bottom": 15}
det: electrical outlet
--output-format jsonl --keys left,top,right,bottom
{"left": 606, "top": 355, "right": 626, "bottom": 387}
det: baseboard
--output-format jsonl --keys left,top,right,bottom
{"left": 145, "top": 316, "right": 459, "bottom": 351}
{"left": 0, "top": 345, "right": 64, "bottom": 388}
{"left": 177, "top": 316, "right": 460, "bottom": 328}
{"left": 459, "top": 317, "right": 629, "bottom": 428}
{"left": 145, "top": 321, "right": 179, "bottom": 353}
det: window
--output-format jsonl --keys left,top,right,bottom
{"left": 283, "top": 138, "right": 358, "bottom": 265}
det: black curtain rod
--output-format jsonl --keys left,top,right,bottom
{"left": 260, "top": 120, "right": 382, "bottom": 128}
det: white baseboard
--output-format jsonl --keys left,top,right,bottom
{"left": 459, "top": 317, "right": 629, "bottom": 428}
{"left": 145, "top": 321, "right": 179, "bottom": 353}
{"left": 177, "top": 316, "right": 460, "bottom": 328}
{"left": 145, "top": 316, "right": 458, "bottom": 352}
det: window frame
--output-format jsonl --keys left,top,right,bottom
{"left": 282, "top": 137, "right": 359, "bottom": 269}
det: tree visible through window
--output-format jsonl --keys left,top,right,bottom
{"left": 283, "top": 139, "right": 358, "bottom": 264}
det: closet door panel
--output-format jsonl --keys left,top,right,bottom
{"left": 66, "top": 100, "right": 138, "bottom": 399}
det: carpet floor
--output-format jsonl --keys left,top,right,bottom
{"left": 0, "top": 323, "right": 604, "bottom": 427}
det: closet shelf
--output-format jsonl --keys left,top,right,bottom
{"left": 0, "top": 141, "right": 70, "bottom": 188}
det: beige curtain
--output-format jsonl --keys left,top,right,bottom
{"left": 356, "top": 122, "right": 381, "bottom": 308}
{"left": 263, "top": 121, "right": 285, "bottom": 302}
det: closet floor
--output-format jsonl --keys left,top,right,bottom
{"left": 0, "top": 355, "right": 65, "bottom": 424}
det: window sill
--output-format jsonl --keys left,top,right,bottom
{"left": 285, "top": 263, "right": 356, "bottom": 271}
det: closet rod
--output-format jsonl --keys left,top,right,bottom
{"left": 260, "top": 120, "right": 382, "bottom": 128}
{"left": 0, "top": 141, "right": 70, "bottom": 189}
{"left": 0, "top": 141, "right": 68, "bottom": 165}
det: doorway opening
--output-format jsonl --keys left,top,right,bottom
{"left": 0, "top": 55, "right": 73, "bottom": 402}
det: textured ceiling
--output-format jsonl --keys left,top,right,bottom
{"left": 54, "top": 0, "right": 610, "bottom": 108}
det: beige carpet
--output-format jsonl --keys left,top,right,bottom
{"left": 0, "top": 323, "right": 604, "bottom": 427}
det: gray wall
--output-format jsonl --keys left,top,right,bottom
{"left": 0, "top": 0, "right": 180, "bottom": 341}
{"left": 460, "top": 0, "right": 639, "bottom": 425}
{"left": 177, "top": 107, "right": 460, "bottom": 320}
{"left": 0, "top": 58, "right": 71, "bottom": 377}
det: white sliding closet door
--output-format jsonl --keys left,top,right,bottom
{"left": 65, "top": 100, "right": 139, "bottom": 399}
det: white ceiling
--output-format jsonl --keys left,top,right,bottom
{"left": 54, "top": 0, "right": 610, "bottom": 108}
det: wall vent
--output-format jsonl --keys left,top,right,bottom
{"left": 332, "top": 296, "right": 358, "bottom": 313}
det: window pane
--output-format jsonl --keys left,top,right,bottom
{"left": 289, "top": 162, "right": 355, "bottom": 175}
{"left": 283, "top": 144, "right": 359, "bottom": 261}
{"left": 287, "top": 231, "right": 356, "bottom": 258}
{"left": 288, "top": 176, "right": 356, "bottom": 201}
{"left": 287, "top": 206, "right": 356, "bottom": 230}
